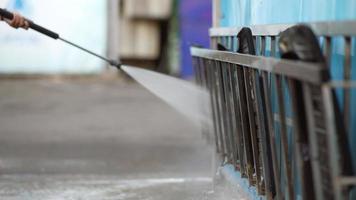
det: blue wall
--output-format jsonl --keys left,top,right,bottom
{"left": 179, "top": 0, "right": 212, "bottom": 78}
{"left": 220, "top": 0, "right": 356, "bottom": 27}
{"left": 220, "top": 0, "right": 356, "bottom": 198}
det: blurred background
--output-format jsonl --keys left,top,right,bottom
{"left": 0, "top": 0, "right": 212, "bottom": 78}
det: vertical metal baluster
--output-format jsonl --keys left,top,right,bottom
{"left": 303, "top": 83, "right": 326, "bottom": 200}
{"left": 257, "top": 36, "right": 274, "bottom": 199}
{"left": 227, "top": 36, "right": 239, "bottom": 165}
{"left": 257, "top": 73, "right": 274, "bottom": 199}
{"left": 212, "top": 60, "right": 223, "bottom": 154}
{"left": 262, "top": 71, "right": 281, "bottom": 199}
{"left": 230, "top": 36, "right": 234, "bottom": 51}
{"left": 213, "top": 35, "right": 226, "bottom": 156}
{"left": 214, "top": 60, "right": 227, "bottom": 158}
{"left": 206, "top": 59, "right": 222, "bottom": 154}
{"left": 229, "top": 64, "right": 247, "bottom": 175}
{"left": 236, "top": 64, "right": 255, "bottom": 184}
{"left": 323, "top": 36, "right": 332, "bottom": 67}
{"left": 288, "top": 79, "right": 316, "bottom": 200}
{"left": 343, "top": 36, "right": 351, "bottom": 133}
{"left": 270, "top": 36, "right": 276, "bottom": 89}
{"left": 228, "top": 36, "right": 240, "bottom": 168}
{"left": 225, "top": 63, "right": 239, "bottom": 166}
{"left": 222, "top": 62, "right": 234, "bottom": 163}
{"left": 222, "top": 36, "right": 227, "bottom": 49}
{"left": 217, "top": 61, "right": 232, "bottom": 161}
{"left": 243, "top": 66, "right": 261, "bottom": 190}
{"left": 196, "top": 58, "right": 209, "bottom": 143}
{"left": 259, "top": 36, "right": 265, "bottom": 56}
{"left": 275, "top": 75, "right": 294, "bottom": 200}
{"left": 252, "top": 35, "right": 265, "bottom": 194}
{"left": 199, "top": 58, "right": 206, "bottom": 86}
{"left": 227, "top": 36, "right": 231, "bottom": 50}
{"left": 323, "top": 36, "right": 336, "bottom": 199}
{"left": 201, "top": 59, "right": 214, "bottom": 142}
{"left": 265, "top": 36, "right": 282, "bottom": 199}
{"left": 232, "top": 36, "right": 236, "bottom": 52}
{"left": 221, "top": 62, "right": 236, "bottom": 163}
{"left": 216, "top": 37, "right": 221, "bottom": 49}
{"left": 200, "top": 58, "right": 216, "bottom": 143}
{"left": 225, "top": 36, "right": 230, "bottom": 49}
{"left": 227, "top": 36, "right": 244, "bottom": 166}
{"left": 250, "top": 67, "right": 266, "bottom": 195}
{"left": 192, "top": 57, "right": 201, "bottom": 85}
{"left": 201, "top": 59, "right": 208, "bottom": 91}
{"left": 210, "top": 59, "right": 223, "bottom": 155}
{"left": 253, "top": 36, "right": 257, "bottom": 53}
{"left": 322, "top": 84, "right": 344, "bottom": 200}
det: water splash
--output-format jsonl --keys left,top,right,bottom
{"left": 122, "top": 65, "right": 212, "bottom": 128}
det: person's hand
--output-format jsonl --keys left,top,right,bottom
{"left": 3, "top": 13, "right": 29, "bottom": 30}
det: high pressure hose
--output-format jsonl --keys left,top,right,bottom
{"left": 0, "top": 8, "right": 121, "bottom": 69}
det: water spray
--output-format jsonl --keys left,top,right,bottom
{"left": 0, "top": 8, "right": 212, "bottom": 128}
{"left": 0, "top": 8, "right": 121, "bottom": 69}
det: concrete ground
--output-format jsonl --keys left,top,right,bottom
{"left": 0, "top": 77, "right": 215, "bottom": 200}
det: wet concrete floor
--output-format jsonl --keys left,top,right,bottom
{"left": 0, "top": 78, "right": 214, "bottom": 199}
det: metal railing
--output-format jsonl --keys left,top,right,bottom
{"left": 191, "top": 20, "right": 356, "bottom": 200}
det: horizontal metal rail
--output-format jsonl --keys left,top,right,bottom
{"left": 191, "top": 47, "right": 327, "bottom": 84}
{"left": 326, "top": 81, "right": 356, "bottom": 88}
{"left": 210, "top": 20, "right": 356, "bottom": 37}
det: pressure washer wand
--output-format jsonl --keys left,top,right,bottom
{"left": 0, "top": 8, "right": 121, "bottom": 69}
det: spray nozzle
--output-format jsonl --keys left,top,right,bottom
{"left": 109, "top": 60, "right": 122, "bottom": 70}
